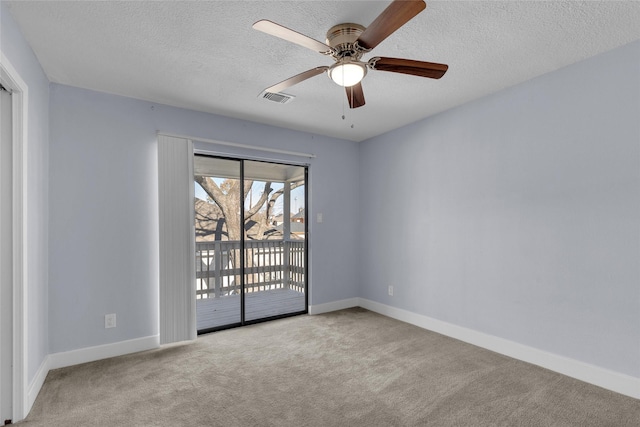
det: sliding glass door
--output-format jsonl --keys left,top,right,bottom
{"left": 194, "top": 155, "right": 307, "bottom": 333}
{"left": 194, "top": 157, "right": 243, "bottom": 330}
{"left": 243, "top": 160, "right": 306, "bottom": 322}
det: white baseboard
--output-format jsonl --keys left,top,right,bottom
{"left": 27, "top": 355, "right": 51, "bottom": 416}
{"left": 358, "top": 298, "right": 640, "bottom": 400}
{"left": 48, "top": 335, "right": 160, "bottom": 370}
{"left": 22, "top": 302, "right": 638, "bottom": 422}
{"left": 23, "top": 335, "right": 160, "bottom": 421}
{"left": 309, "top": 298, "right": 359, "bottom": 315}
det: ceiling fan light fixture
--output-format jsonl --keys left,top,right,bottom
{"left": 328, "top": 61, "right": 367, "bottom": 87}
{"left": 254, "top": 0, "right": 446, "bottom": 109}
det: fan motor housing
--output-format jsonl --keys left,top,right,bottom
{"left": 326, "top": 23, "right": 366, "bottom": 60}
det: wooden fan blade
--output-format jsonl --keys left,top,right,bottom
{"left": 346, "top": 82, "right": 365, "bottom": 109}
{"left": 356, "top": 0, "right": 426, "bottom": 50}
{"left": 370, "top": 57, "right": 448, "bottom": 79}
{"left": 253, "top": 20, "right": 334, "bottom": 54}
{"left": 265, "top": 66, "right": 329, "bottom": 93}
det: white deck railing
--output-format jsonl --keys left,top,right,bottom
{"left": 195, "top": 240, "right": 305, "bottom": 299}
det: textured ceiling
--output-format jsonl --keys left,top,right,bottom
{"left": 6, "top": 1, "right": 640, "bottom": 142}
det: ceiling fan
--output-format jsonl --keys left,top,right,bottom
{"left": 253, "top": 0, "right": 448, "bottom": 109}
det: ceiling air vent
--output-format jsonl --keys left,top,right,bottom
{"left": 259, "top": 91, "right": 295, "bottom": 104}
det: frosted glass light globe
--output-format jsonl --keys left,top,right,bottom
{"left": 329, "top": 62, "right": 366, "bottom": 87}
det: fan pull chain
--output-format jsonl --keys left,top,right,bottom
{"left": 340, "top": 66, "right": 353, "bottom": 128}
{"left": 341, "top": 65, "right": 346, "bottom": 120}
{"left": 349, "top": 86, "right": 354, "bottom": 128}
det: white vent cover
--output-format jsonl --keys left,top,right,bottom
{"left": 259, "top": 91, "right": 295, "bottom": 104}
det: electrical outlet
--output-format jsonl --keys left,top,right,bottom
{"left": 317, "top": 213, "right": 323, "bottom": 223}
{"left": 388, "top": 286, "right": 394, "bottom": 296}
{"left": 105, "top": 313, "right": 116, "bottom": 329}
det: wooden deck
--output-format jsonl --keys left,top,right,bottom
{"left": 196, "top": 288, "right": 306, "bottom": 331}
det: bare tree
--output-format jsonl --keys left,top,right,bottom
{"left": 195, "top": 176, "right": 305, "bottom": 241}
{"left": 195, "top": 176, "right": 272, "bottom": 242}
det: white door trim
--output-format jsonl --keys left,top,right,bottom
{"left": 1, "top": 51, "right": 29, "bottom": 422}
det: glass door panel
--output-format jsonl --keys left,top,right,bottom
{"left": 194, "top": 156, "right": 307, "bottom": 332}
{"left": 243, "top": 160, "right": 307, "bottom": 322}
{"left": 194, "top": 156, "right": 242, "bottom": 331}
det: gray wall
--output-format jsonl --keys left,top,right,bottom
{"left": 1, "top": 2, "right": 50, "bottom": 383}
{"left": 359, "top": 40, "right": 640, "bottom": 377}
{"left": 48, "top": 84, "right": 360, "bottom": 353}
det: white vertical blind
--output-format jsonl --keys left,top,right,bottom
{"left": 158, "top": 135, "right": 196, "bottom": 344}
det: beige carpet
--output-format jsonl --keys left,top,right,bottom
{"left": 18, "top": 308, "right": 640, "bottom": 426}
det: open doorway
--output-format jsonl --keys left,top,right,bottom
{"left": 194, "top": 155, "right": 308, "bottom": 333}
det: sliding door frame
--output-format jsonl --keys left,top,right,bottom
{"left": 195, "top": 154, "right": 309, "bottom": 334}
{"left": 239, "top": 159, "right": 246, "bottom": 325}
